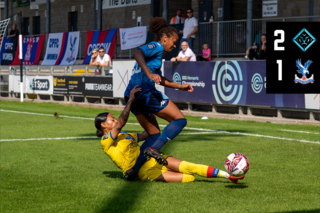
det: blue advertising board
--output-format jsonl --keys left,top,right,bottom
{"left": 164, "top": 61, "right": 305, "bottom": 108}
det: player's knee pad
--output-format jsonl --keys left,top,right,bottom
{"left": 182, "top": 174, "right": 195, "bottom": 183}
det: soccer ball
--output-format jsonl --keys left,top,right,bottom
{"left": 224, "top": 153, "right": 249, "bottom": 176}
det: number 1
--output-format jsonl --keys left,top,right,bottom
{"left": 277, "top": 60, "right": 282, "bottom": 81}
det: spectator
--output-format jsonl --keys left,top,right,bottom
{"left": 246, "top": 34, "right": 267, "bottom": 60}
{"left": 89, "top": 49, "right": 99, "bottom": 66}
{"left": 170, "top": 9, "right": 186, "bottom": 25}
{"left": 170, "top": 41, "right": 196, "bottom": 62}
{"left": 89, "top": 49, "right": 100, "bottom": 75}
{"left": 97, "top": 47, "right": 110, "bottom": 66}
{"left": 96, "top": 47, "right": 112, "bottom": 75}
{"left": 197, "top": 42, "right": 211, "bottom": 61}
{"left": 179, "top": 8, "right": 198, "bottom": 51}
{"left": 7, "top": 24, "right": 19, "bottom": 55}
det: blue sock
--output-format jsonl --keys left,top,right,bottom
{"left": 132, "top": 133, "right": 160, "bottom": 174}
{"left": 151, "top": 118, "right": 187, "bottom": 150}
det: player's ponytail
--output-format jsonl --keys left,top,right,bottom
{"left": 149, "top": 17, "right": 177, "bottom": 41}
{"left": 94, "top": 112, "right": 109, "bottom": 137}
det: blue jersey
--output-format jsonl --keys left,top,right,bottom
{"left": 125, "top": 41, "right": 164, "bottom": 99}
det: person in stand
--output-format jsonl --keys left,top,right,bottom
{"left": 245, "top": 34, "right": 267, "bottom": 60}
{"left": 179, "top": 8, "right": 198, "bottom": 51}
{"left": 89, "top": 49, "right": 99, "bottom": 66}
{"left": 197, "top": 42, "right": 211, "bottom": 61}
{"left": 6, "top": 24, "right": 19, "bottom": 57}
{"left": 170, "top": 9, "right": 186, "bottom": 25}
{"left": 170, "top": 41, "right": 196, "bottom": 62}
{"left": 95, "top": 86, "right": 245, "bottom": 183}
{"left": 95, "top": 47, "right": 112, "bottom": 75}
{"left": 97, "top": 47, "right": 110, "bottom": 66}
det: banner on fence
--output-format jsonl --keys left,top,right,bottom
{"left": 164, "top": 61, "right": 305, "bottom": 108}
{"left": 113, "top": 60, "right": 164, "bottom": 98}
{"left": 85, "top": 77, "right": 113, "bottom": 97}
{"left": 53, "top": 76, "right": 85, "bottom": 95}
{"left": 8, "top": 75, "right": 26, "bottom": 93}
{"left": 120, "top": 26, "right": 147, "bottom": 50}
{"left": 82, "top": 29, "right": 117, "bottom": 65}
{"left": 25, "top": 76, "right": 53, "bottom": 94}
{"left": 10, "top": 34, "right": 45, "bottom": 65}
{"left": 305, "top": 94, "right": 319, "bottom": 110}
{"left": 0, "top": 37, "right": 16, "bottom": 65}
{"left": 42, "top": 32, "right": 80, "bottom": 65}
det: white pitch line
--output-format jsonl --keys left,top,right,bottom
{"left": 0, "top": 132, "right": 217, "bottom": 142}
{"left": 1, "top": 109, "right": 319, "bottom": 145}
{"left": 281, "top": 129, "right": 319, "bottom": 135}
{"left": 0, "top": 136, "right": 97, "bottom": 142}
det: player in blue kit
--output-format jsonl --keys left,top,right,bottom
{"left": 124, "top": 17, "right": 194, "bottom": 180}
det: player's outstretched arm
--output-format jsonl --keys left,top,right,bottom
{"left": 110, "top": 86, "right": 141, "bottom": 137}
{"left": 160, "top": 76, "right": 194, "bottom": 92}
{"left": 133, "top": 49, "right": 161, "bottom": 84}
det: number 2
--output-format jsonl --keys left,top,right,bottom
{"left": 277, "top": 60, "right": 282, "bottom": 81}
{"left": 274, "top": 30, "right": 285, "bottom": 51}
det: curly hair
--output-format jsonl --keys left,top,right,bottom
{"left": 149, "top": 17, "right": 177, "bottom": 41}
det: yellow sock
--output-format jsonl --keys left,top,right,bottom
{"left": 182, "top": 174, "right": 195, "bottom": 183}
{"left": 179, "top": 161, "right": 229, "bottom": 178}
{"left": 179, "top": 161, "right": 209, "bottom": 178}
{"left": 217, "top": 170, "right": 228, "bottom": 178}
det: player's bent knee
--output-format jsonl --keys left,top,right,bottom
{"left": 182, "top": 174, "right": 195, "bottom": 183}
{"left": 176, "top": 118, "right": 187, "bottom": 128}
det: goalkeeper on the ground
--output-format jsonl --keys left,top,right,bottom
{"left": 94, "top": 86, "right": 245, "bottom": 183}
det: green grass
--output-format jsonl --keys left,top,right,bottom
{"left": 1, "top": 101, "right": 319, "bottom": 213}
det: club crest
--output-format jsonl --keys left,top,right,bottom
{"left": 294, "top": 59, "right": 314, "bottom": 84}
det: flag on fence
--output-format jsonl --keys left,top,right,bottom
{"left": 0, "top": 37, "right": 16, "bottom": 65}
{"left": 9, "top": 34, "right": 45, "bottom": 65}
{"left": 42, "top": 31, "right": 80, "bottom": 65}
{"left": 82, "top": 29, "right": 117, "bottom": 65}
{"left": 120, "top": 26, "right": 147, "bottom": 50}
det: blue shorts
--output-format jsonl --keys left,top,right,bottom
{"left": 125, "top": 90, "right": 169, "bottom": 116}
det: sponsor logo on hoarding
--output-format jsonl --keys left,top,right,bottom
{"left": 212, "top": 61, "right": 243, "bottom": 104}
{"left": 181, "top": 75, "right": 205, "bottom": 88}
{"left": 172, "top": 72, "right": 181, "bottom": 90}
{"left": 29, "top": 78, "right": 50, "bottom": 91}
{"left": 85, "top": 83, "right": 113, "bottom": 91}
{"left": 53, "top": 77, "right": 66, "bottom": 87}
{"left": 251, "top": 73, "right": 264, "bottom": 93}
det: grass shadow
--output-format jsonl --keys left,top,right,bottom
{"left": 102, "top": 171, "right": 124, "bottom": 179}
{"left": 275, "top": 210, "right": 320, "bottom": 213}
{"left": 225, "top": 183, "right": 248, "bottom": 189}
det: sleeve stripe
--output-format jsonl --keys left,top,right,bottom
{"left": 109, "top": 132, "right": 116, "bottom": 140}
{"left": 137, "top": 133, "right": 140, "bottom": 142}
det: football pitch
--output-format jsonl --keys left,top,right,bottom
{"left": 0, "top": 101, "right": 319, "bottom": 213}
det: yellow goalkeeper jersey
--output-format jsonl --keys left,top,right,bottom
{"left": 101, "top": 131, "right": 140, "bottom": 174}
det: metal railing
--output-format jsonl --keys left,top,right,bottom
{"left": 0, "top": 65, "right": 112, "bottom": 76}
{"left": 199, "top": 16, "right": 320, "bottom": 57}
